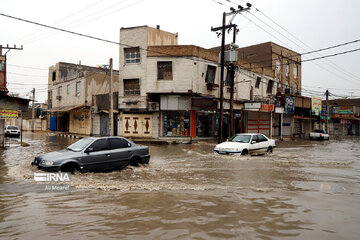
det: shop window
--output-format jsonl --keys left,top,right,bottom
{"left": 124, "top": 79, "right": 140, "bottom": 96}
{"left": 196, "top": 111, "right": 216, "bottom": 137}
{"left": 157, "top": 61, "right": 173, "bottom": 80}
{"left": 205, "top": 65, "right": 216, "bottom": 83}
{"left": 124, "top": 47, "right": 140, "bottom": 64}
{"left": 255, "top": 77, "right": 261, "bottom": 88}
{"left": 267, "top": 80, "right": 274, "bottom": 93}
{"left": 162, "top": 111, "right": 190, "bottom": 137}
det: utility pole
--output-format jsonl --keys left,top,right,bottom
{"left": 109, "top": 58, "right": 114, "bottom": 136}
{"left": 31, "top": 88, "right": 35, "bottom": 132}
{"left": 211, "top": 3, "right": 251, "bottom": 143}
{"left": 325, "top": 89, "right": 329, "bottom": 133}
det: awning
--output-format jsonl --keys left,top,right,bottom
{"left": 45, "top": 105, "right": 89, "bottom": 112}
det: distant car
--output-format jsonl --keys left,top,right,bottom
{"left": 4, "top": 126, "right": 20, "bottom": 137}
{"left": 32, "top": 136, "right": 150, "bottom": 172}
{"left": 214, "top": 133, "right": 276, "bottom": 155}
{"left": 309, "top": 130, "right": 330, "bottom": 140}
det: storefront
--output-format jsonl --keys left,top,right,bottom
{"left": 195, "top": 110, "right": 216, "bottom": 137}
{"left": 162, "top": 110, "right": 190, "bottom": 137}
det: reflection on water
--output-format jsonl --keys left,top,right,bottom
{"left": 0, "top": 133, "right": 359, "bottom": 239}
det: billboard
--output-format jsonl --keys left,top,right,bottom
{"left": 285, "top": 96, "right": 295, "bottom": 114}
{"left": 311, "top": 96, "right": 322, "bottom": 116}
{"left": 0, "top": 109, "right": 19, "bottom": 119}
{"left": 261, "top": 104, "right": 274, "bottom": 112}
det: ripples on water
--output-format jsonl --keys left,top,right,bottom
{"left": 0, "top": 133, "right": 359, "bottom": 239}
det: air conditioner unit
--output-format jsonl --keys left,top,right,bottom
{"left": 56, "top": 96, "right": 62, "bottom": 100}
{"left": 147, "top": 102, "right": 159, "bottom": 111}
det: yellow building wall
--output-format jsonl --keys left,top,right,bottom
{"left": 69, "top": 108, "right": 91, "bottom": 135}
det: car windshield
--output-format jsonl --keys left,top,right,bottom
{"left": 66, "top": 138, "right": 94, "bottom": 152}
{"left": 229, "top": 135, "right": 251, "bottom": 143}
{"left": 7, "top": 126, "right": 18, "bottom": 130}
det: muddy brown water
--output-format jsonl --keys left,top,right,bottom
{"left": 0, "top": 133, "right": 359, "bottom": 239}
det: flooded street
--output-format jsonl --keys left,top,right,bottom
{"left": 1, "top": 133, "right": 359, "bottom": 239}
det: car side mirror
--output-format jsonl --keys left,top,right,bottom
{"left": 85, "top": 147, "right": 94, "bottom": 153}
{"left": 251, "top": 140, "right": 256, "bottom": 144}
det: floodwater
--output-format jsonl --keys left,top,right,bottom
{"left": 0, "top": 133, "right": 359, "bottom": 239}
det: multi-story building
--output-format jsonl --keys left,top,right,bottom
{"left": 48, "top": 62, "right": 119, "bottom": 136}
{"left": 117, "top": 25, "right": 285, "bottom": 140}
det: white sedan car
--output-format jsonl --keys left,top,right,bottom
{"left": 214, "top": 133, "right": 276, "bottom": 155}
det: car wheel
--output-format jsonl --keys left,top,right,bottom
{"left": 267, "top": 146, "right": 273, "bottom": 153}
{"left": 241, "top": 149, "right": 248, "bottom": 155}
{"left": 129, "top": 157, "right": 140, "bottom": 167}
{"left": 60, "top": 163, "right": 79, "bottom": 174}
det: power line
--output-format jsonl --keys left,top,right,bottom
{"left": 302, "top": 48, "right": 360, "bottom": 62}
{"left": 7, "top": 72, "right": 47, "bottom": 77}
{"left": 7, "top": 63, "right": 47, "bottom": 70}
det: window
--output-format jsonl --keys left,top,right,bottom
{"left": 58, "top": 86, "right": 62, "bottom": 96}
{"left": 285, "top": 61, "right": 290, "bottom": 77}
{"left": 293, "top": 84, "right": 298, "bottom": 93}
{"left": 293, "top": 64, "right": 298, "bottom": 79}
{"left": 205, "top": 65, "right": 217, "bottom": 83}
{"left": 124, "top": 47, "right": 140, "bottom": 64}
{"left": 255, "top": 77, "right": 261, "bottom": 88}
{"left": 109, "top": 138, "right": 131, "bottom": 149}
{"left": 157, "top": 61, "right": 173, "bottom": 80}
{"left": 67, "top": 84, "right": 70, "bottom": 95}
{"left": 88, "top": 139, "right": 110, "bottom": 152}
{"left": 285, "top": 81, "right": 290, "bottom": 89}
{"left": 76, "top": 82, "right": 81, "bottom": 96}
{"left": 258, "top": 134, "right": 268, "bottom": 142}
{"left": 124, "top": 79, "right": 140, "bottom": 96}
{"left": 275, "top": 58, "right": 281, "bottom": 74}
{"left": 252, "top": 135, "right": 259, "bottom": 143}
{"left": 52, "top": 71, "right": 56, "bottom": 81}
{"left": 267, "top": 80, "right": 274, "bottom": 93}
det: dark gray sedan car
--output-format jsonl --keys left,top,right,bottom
{"left": 32, "top": 137, "right": 150, "bottom": 172}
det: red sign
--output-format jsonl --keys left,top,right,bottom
{"left": 261, "top": 104, "right": 274, "bottom": 112}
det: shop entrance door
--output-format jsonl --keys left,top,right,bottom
{"left": 122, "top": 114, "right": 152, "bottom": 138}
{"left": 247, "top": 111, "right": 270, "bottom": 135}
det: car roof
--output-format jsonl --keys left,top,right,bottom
{"left": 235, "top": 133, "right": 263, "bottom": 136}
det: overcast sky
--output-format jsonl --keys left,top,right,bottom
{"left": 1, "top": 0, "right": 360, "bottom": 102}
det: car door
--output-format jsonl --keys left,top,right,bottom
{"left": 82, "top": 138, "right": 111, "bottom": 171}
{"left": 258, "top": 134, "right": 269, "bottom": 153}
{"left": 248, "top": 135, "right": 261, "bottom": 153}
{"left": 109, "top": 138, "right": 133, "bottom": 169}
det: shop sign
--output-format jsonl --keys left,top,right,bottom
{"left": 275, "top": 107, "right": 284, "bottom": 114}
{"left": 0, "top": 109, "right": 19, "bottom": 119}
{"left": 261, "top": 104, "right": 274, "bottom": 112}
{"left": 311, "top": 96, "right": 322, "bottom": 116}
{"left": 320, "top": 106, "right": 331, "bottom": 120}
{"left": 285, "top": 96, "right": 295, "bottom": 114}
{"left": 244, "top": 102, "right": 261, "bottom": 109}
{"left": 333, "top": 106, "right": 354, "bottom": 115}
{"left": 341, "top": 119, "right": 353, "bottom": 124}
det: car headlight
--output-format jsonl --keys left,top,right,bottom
{"left": 41, "top": 160, "right": 54, "bottom": 166}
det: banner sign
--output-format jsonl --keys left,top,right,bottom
{"left": 332, "top": 106, "right": 354, "bottom": 115}
{"left": 285, "top": 96, "right": 295, "bottom": 114}
{"left": 244, "top": 102, "right": 261, "bottom": 109}
{"left": 261, "top": 104, "right": 274, "bottom": 112}
{"left": 0, "top": 109, "right": 19, "bottom": 119}
{"left": 311, "top": 96, "right": 322, "bottom": 116}
{"left": 320, "top": 105, "right": 331, "bottom": 120}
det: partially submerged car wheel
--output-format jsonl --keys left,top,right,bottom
{"left": 241, "top": 149, "right": 248, "bottom": 155}
{"left": 129, "top": 156, "right": 141, "bottom": 167}
{"left": 267, "top": 146, "right": 273, "bottom": 153}
{"left": 60, "top": 162, "right": 80, "bottom": 174}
